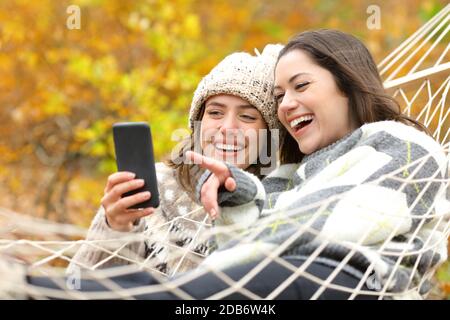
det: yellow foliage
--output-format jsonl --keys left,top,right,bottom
{"left": 0, "top": 0, "right": 447, "bottom": 228}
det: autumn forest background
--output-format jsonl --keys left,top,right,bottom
{"left": 0, "top": 0, "right": 448, "bottom": 298}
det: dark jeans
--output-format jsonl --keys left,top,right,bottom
{"left": 28, "top": 257, "right": 378, "bottom": 300}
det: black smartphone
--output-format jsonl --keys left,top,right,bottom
{"left": 113, "top": 122, "right": 160, "bottom": 209}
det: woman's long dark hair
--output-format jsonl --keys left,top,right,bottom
{"left": 278, "top": 29, "right": 429, "bottom": 164}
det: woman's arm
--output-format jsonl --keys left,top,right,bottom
{"left": 67, "top": 206, "right": 147, "bottom": 274}
{"left": 187, "top": 151, "right": 299, "bottom": 248}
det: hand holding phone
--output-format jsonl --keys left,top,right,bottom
{"left": 101, "top": 171, "right": 155, "bottom": 231}
{"left": 102, "top": 122, "right": 160, "bottom": 231}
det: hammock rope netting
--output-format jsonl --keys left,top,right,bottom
{"left": 0, "top": 4, "right": 449, "bottom": 300}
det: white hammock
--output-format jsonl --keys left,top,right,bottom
{"left": 381, "top": 3, "right": 449, "bottom": 146}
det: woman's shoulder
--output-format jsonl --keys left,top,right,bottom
{"left": 153, "top": 162, "right": 203, "bottom": 220}
{"left": 361, "top": 120, "right": 418, "bottom": 133}
{"left": 155, "top": 162, "right": 179, "bottom": 186}
{"left": 155, "top": 161, "right": 174, "bottom": 174}
{"left": 265, "top": 163, "right": 301, "bottom": 179}
{"left": 360, "top": 120, "right": 447, "bottom": 169}
{"left": 361, "top": 120, "right": 441, "bottom": 149}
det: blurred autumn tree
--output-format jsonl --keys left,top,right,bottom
{"left": 0, "top": 0, "right": 447, "bottom": 225}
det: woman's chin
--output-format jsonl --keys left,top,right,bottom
{"left": 298, "top": 141, "right": 317, "bottom": 155}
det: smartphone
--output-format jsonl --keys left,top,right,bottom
{"left": 113, "top": 122, "right": 160, "bottom": 209}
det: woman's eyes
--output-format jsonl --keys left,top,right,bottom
{"left": 275, "top": 82, "right": 311, "bottom": 103}
{"left": 207, "top": 110, "right": 222, "bottom": 117}
{"left": 295, "top": 81, "right": 310, "bottom": 91}
{"left": 240, "top": 114, "right": 257, "bottom": 121}
{"left": 275, "top": 93, "right": 284, "bottom": 103}
{"left": 206, "top": 110, "right": 257, "bottom": 121}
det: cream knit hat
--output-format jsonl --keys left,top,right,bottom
{"left": 189, "top": 44, "right": 283, "bottom": 130}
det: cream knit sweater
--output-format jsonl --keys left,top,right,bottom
{"left": 67, "top": 162, "right": 211, "bottom": 277}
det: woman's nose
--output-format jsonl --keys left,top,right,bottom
{"left": 278, "top": 93, "right": 298, "bottom": 113}
{"left": 219, "top": 114, "right": 239, "bottom": 133}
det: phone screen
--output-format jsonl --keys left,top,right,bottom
{"left": 113, "top": 122, "right": 160, "bottom": 209}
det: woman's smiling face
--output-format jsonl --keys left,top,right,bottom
{"left": 200, "top": 94, "right": 267, "bottom": 169}
{"left": 274, "top": 49, "right": 357, "bottom": 155}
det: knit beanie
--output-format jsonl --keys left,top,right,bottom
{"left": 189, "top": 44, "right": 283, "bottom": 131}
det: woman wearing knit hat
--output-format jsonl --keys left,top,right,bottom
{"left": 66, "top": 44, "right": 284, "bottom": 277}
